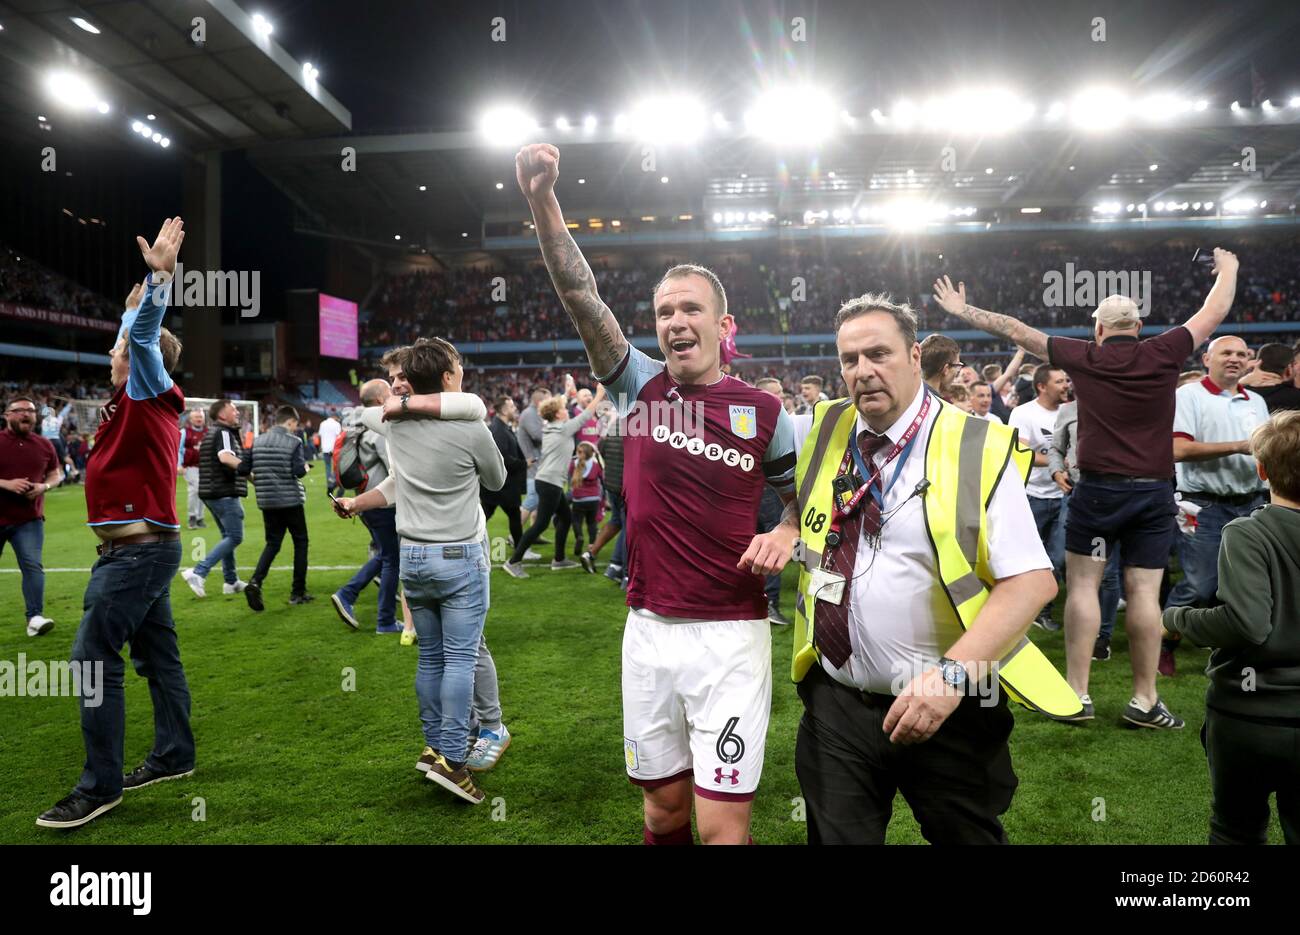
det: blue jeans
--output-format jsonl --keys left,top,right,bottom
{"left": 522, "top": 476, "right": 538, "bottom": 513}
{"left": 609, "top": 489, "right": 627, "bottom": 570}
{"left": 71, "top": 539, "right": 194, "bottom": 802}
{"left": 401, "top": 540, "right": 489, "bottom": 763}
{"left": 1165, "top": 495, "right": 1266, "bottom": 608}
{"left": 338, "top": 507, "right": 399, "bottom": 629}
{"left": 0, "top": 518, "right": 45, "bottom": 618}
{"left": 194, "top": 497, "right": 244, "bottom": 584}
{"left": 1028, "top": 495, "right": 1067, "bottom": 578}
{"left": 1097, "top": 544, "right": 1123, "bottom": 640}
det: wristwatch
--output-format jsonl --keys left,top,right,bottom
{"left": 938, "top": 656, "right": 968, "bottom": 689}
{"left": 400, "top": 394, "right": 410, "bottom": 414}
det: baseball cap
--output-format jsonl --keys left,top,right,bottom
{"left": 1092, "top": 294, "right": 1143, "bottom": 328}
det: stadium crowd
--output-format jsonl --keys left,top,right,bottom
{"left": 361, "top": 238, "right": 1300, "bottom": 348}
{"left": 0, "top": 245, "right": 121, "bottom": 321}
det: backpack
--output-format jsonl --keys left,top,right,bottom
{"left": 332, "top": 427, "right": 370, "bottom": 493}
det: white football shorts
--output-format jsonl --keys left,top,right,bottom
{"left": 621, "top": 607, "right": 771, "bottom": 800}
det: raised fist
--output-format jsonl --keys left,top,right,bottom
{"left": 1211, "top": 248, "right": 1238, "bottom": 276}
{"left": 515, "top": 143, "right": 560, "bottom": 201}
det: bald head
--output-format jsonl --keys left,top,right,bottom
{"left": 1203, "top": 335, "right": 1250, "bottom": 389}
{"left": 360, "top": 378, "right": 392, "bottom": 406}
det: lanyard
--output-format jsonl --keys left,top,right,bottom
{"left": 832, "top": 390, "right": 931, "bottom": 520}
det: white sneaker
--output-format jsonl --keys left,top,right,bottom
{"left": 223, "top": 580, "right": 247, "bottom": 594}
{"left": 522, "top": 549, "right": 542, "bottom": 561}
{"left": 26, "top": 615, "right": 54, "bottom": 637}
{"left": 501, "top": 561, "right": 530, "bottom": 579}
{"left": 181, "top": 568, "right": 206, "bottom": 598}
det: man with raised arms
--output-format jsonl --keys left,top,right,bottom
{"left": 516, "top": 142, "right": 799, "bottom": 845}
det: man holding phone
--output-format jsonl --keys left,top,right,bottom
{"left": 933, "top": 247, "right": 1239, "bottom": 727}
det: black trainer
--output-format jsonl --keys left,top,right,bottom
{"left": 244, "top": 582, "right": 264, "bottom": 612}
{"left": 36, "top": 791, "right": 122, "bottom": 829}
{"left": 289, "top": 593, "right": 315, "bottom": 605}
{"left": 1031, "top": 612, "right": 1062, "bottom": 632}
{"left": 1092, "top": 637, "right": 1112, "bottom": 661}
{"left": 1123, "top": 696, "right": 1184, "bottom": 730}
{"left": 123, "top": 763, "right": 194, "bottom": 790}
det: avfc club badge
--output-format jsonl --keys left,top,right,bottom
{"left": 624, "top": 738, "right": 639, "bottom": 772}
{"left": 729, "top": 405, "right": 757, "bottom": 440}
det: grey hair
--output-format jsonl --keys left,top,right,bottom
{"left": 654, "top": 264, "right": 728, "bottom": 318}
{"left": 834, "top": 292, "right": 919, "bottom": 348}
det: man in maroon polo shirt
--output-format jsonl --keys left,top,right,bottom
{"left": 1, "top": 395, "right": 64, "bottom": 636}
{"left": 37, "top": 217, "right": 197, "bottom": 831}
{"left": 933, "top": 248, "right": 1239, "bottom": 730}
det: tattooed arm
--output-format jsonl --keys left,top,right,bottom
{"left": 932, "top": 275, "right": 1050, "bottom": 360}
{"left": 516, "top": 143, "right": 628, "bottom": 376}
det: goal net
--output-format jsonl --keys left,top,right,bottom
{"left": 68, "top": 397, "right": 261, "bottom": 439}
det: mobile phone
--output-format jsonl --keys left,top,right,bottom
{"left": 1191, "top": 248, "right": 1215, "bottom": 267}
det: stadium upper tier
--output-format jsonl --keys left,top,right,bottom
{"left": 362, "top": 237, "right": 1300, "bottom": 354}
{"left": 1, "top": 244, "right": 120, "bottom": 321}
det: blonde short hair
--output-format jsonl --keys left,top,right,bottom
{"left": 1252, "top": 410, "right": 1300, "bottom": 502}
{"left": 539, "top": 397, "right": 567, "bottom": 421}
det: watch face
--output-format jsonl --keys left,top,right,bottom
{"left": 942, "top": 660, "right": 966, "bottom": 685}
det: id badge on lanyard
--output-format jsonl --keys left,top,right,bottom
{"left": 826, "top": 390, "right": 930, "bottom": 549}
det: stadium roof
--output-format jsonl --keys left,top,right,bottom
{"left": 246, "top": 107, "right": 1300, "bottom": 257}
{"left": 0, "top": 0, "right": 351, "bottom": 155}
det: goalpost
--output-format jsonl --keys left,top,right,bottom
{"left": 181, "top": 398, "right": 262, "bottom": 439}
{"left": 68, "top": 398, "right": 261, "bottom": 438}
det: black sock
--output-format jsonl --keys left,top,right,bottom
{"left": 446, "top": 758, "right": 466, "bottom": 771}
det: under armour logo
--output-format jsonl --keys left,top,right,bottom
{"left": 714, "top": 768, "right": 740, "bottom": 786}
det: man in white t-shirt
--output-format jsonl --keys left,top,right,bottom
{"left": 1009, "top": 365, "right": 1070, "bottom": 630}
{"left": 318, "top": 410, "right": 342, "bottom": 495}
{"left": 969, "top": 381, "right": 1003, "bottom": 423}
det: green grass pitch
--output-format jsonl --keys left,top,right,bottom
{"left": 0, "top": 468, "right": 1282, "bottom": 843}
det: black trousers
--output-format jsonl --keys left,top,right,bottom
{"left": 252, "top": 504, "right": 309, "bottom": 595}
{"left": 1203, "top": 708, "right": 1300, "bottom": 845}
{"left": 510, "top": 480, "right": 570, "bottom": 563}
{"left": 571, "top": 500, "right": 599, "bottom": 554}
{"left": 482, "top": 493, "right": 524, "bottom": 546}
{"left": 795, "top": 664, "right": 1017, "bottom": 844}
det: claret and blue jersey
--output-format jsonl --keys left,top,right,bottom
{"left": 599, "top": 345, "right": 796, "bottom": 620}
{"left": 85, "top": 273, "right": 185, "bottom": 530}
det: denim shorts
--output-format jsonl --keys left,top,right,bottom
{"left": 1065, "top": 477, "right": 1177, "bottom": 568}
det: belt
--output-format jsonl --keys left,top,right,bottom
{"left": 1079, "top": 471, "right": 1169, "bottom": 485}
{"left": 95, "top": 531, "right": 180, "bottom": 555}
{"left": 1181, "top": 490, "right": 1267, "bottom": 507}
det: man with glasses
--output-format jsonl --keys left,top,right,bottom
{"left": 1, "top": 396, "right": 64, "bottom": 636}
{"left": 920, "top": 334, "right": 964, "bottom": 401}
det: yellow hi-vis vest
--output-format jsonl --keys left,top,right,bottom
{"left": 791, "top": 396, "right": 1083, "bottom": 721}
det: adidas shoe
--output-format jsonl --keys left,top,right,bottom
{"left": 223, "top": 580, "right": 247, "bottom": 594}
{"left": 425, "top": 754, "right": 485, "bottom": 804}
{"left": 1123, "top": 696, "right": 1184, "bottom": 730}
{"left": 466, "top": 725, "right": 511, "bottom": 772}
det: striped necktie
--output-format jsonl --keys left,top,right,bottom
{"left": 813, "top": 430, "right": 891, "bottom": 669}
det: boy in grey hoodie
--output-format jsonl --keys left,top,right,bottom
{"left": 1163, "top": 409, "right": 1300, "bottom": 844}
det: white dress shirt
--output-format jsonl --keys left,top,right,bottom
{"left": 821, "top": 384, "right": 1051, "bottom": 693}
